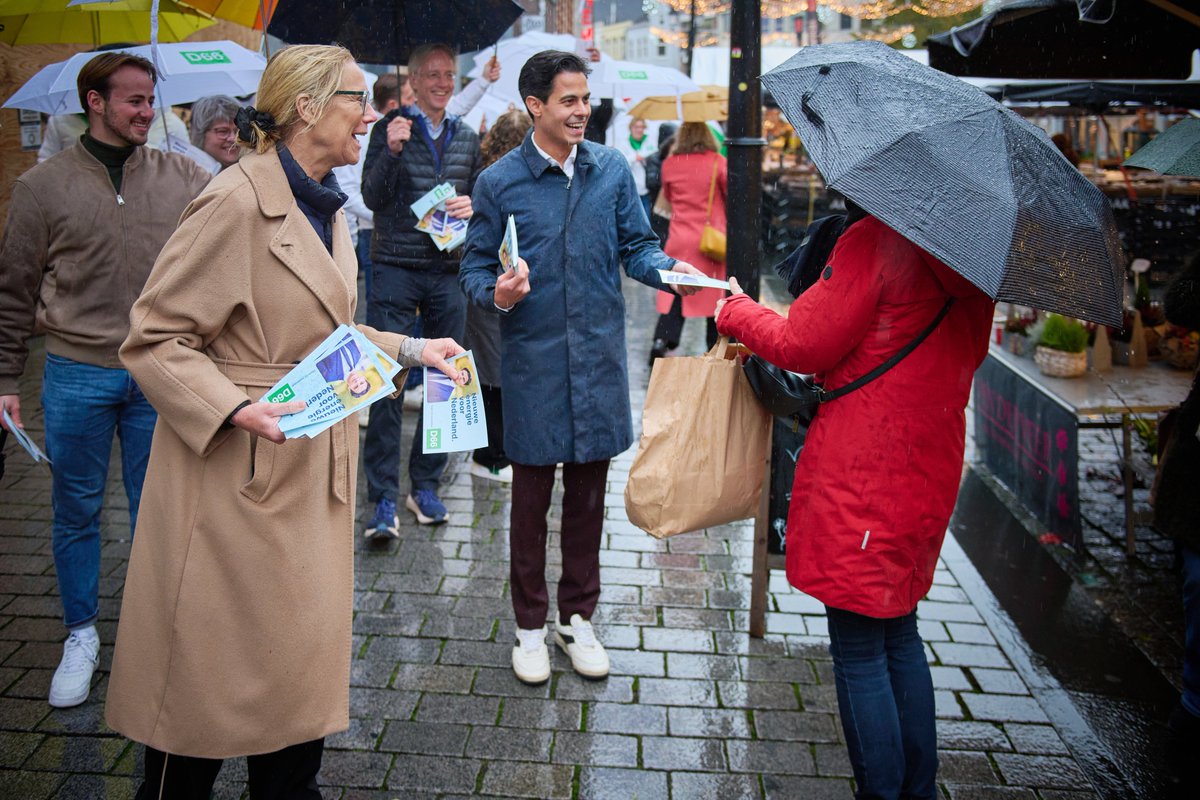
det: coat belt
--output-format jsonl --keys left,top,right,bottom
{"left": 214, "top": 357, "right": 352, "bottom": 505}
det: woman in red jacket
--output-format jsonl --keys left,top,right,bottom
{"left": 649, "top": 122, "right": 726, "bottom": 361}
{"left": 717, "top": 215, "right": 993, "bottom": 800}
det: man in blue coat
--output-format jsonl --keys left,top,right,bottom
{"left": 460, "top": 50, "right": 702, "bottom": 685}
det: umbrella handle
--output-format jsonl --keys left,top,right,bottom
{"left": 801, "top": 92, "right": 823, "bottom": 126}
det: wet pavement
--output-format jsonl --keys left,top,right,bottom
{"left": 0, "top": 276, "right": 1182, "bottom": 799}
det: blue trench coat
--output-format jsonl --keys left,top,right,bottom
{"left": 460, "top": 134, "right": 676, "bottom": 466}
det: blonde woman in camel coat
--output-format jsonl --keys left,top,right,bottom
{"left": 106, "top": 45, "right": 465, "bottom": 798}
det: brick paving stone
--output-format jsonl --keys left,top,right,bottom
{"left": 726, "top": 738, "right": 815, "bottom": 775}
{"left": 471, "top": 666, "right": 553, "bottom": 699}
{"left": 718, "top": 680, "right": 801, "bottom": 710}
{"left": 917, "top": 619, "right": 951, "bottom": 642}
{"left": 499, "top": 698, "right": 581, "bottom": 731}
{"left": 992, "top": 753, "right": 1092, "bottom": 789}
{"left": 812, "top": 742, "right": 853, "bottom": 777}
{"left": 947, "top": 622, "right": 998, "bottom": 646}
{"left": 959, "top": 693, "right": 1049, "bottom": 724}
{"left": 738, "top": 655, "right": 815, "bottom": 683}
{"left": 754, "top": 710, "right": 841, "bottom": 743}
{"left": 554, "top": 674, "right": 635, "bottom": 703}
{"left": 0, "top": 731, "right": 42, "bottom": 768}
{"left": 937, "top": 720, "right": 1012, "bottom": 751}
{"left": 762, "top": 774, "right": 855, "bottom": 800}
{"left": 24, "top": 733, "right": 127, "bottom": 773}
{"left": 930, "top": 665, "right": 973, "bottom": 692}
{"left": 466, "top": 725, "right": 553, "bottom": 762}
{"left": 970, "top": 668, "right": 1030, "bottom": 696}
{"left": 587, "top": 702, "right": 667, "bottom": 735}
{"left": 378, "top": 720, "right": 469, "bottom": 756}
{"left": 479, "top": 761, "right": 574, "bottom": 798}
{"left": 670, "top": 770, "right": 762, "bottom": 798}
{"left": 348, "top": 688, "right": 419, "bottom": 721}
{"left": 391, "top": 664, "right": 475, "bottom": 694}
{"left": 551, "top": 731, "right": 638, "bottom": 768}
{"left": 668, "top": 706, "right": 753, "bottom": 739}
{"left": 944, "top": 786, "right": 1038, "bottom": 800}
{"left": 317, "top": 750, "right": 392, "bottom": 790}
{"left": 55, "top": 773, "right": 137, "bottom": 800}
{"left": 798, "top": 684, "right": 840, "bottom": 714}
{"left": 0, "top": 769, "right": 62, "bottom": 800}
{"left": 935, "top": 689, "right": 967, "bottom": 719}
{"left": 937, "top": 750, "right": 1001, "bottom": 784}
{"left": 578, "top": 765, "right": 668, "bottom": 800}
{"left": 641, "top": 627, "right": 715, "bottom": 653}
{"left": 414, "top": 693, "right": 500, "bottom": 724}
{"left": 638, "top": 677, "right": 718, "bottom": 707}
{"left": 665, "top": 652, "right": 740, "bottom": 680}
{"left": 385, "top": 754, "right": 481, "bottom": 794}
{"left": 642, "top": 735, "right": 727, "bottom": 772}
{"left": 1003, "top": 723, "right": 1070, "bottom": 755}
{"left": 917, "top": 600, "right": 985, "bottom": 623}
{"left": 932, "top": 642, "right": 1011, "bottom": 669}
{"left": 607, "top": 648, "right": 666, "bottom": 678}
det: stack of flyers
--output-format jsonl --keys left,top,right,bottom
{"left": 2, "top": 409, "right": 50, "bottom": 466}
{"left": 498, "top": 215, "right": 519, "bottom": 272}
{"left": 422, "top": 350, "right": 489, "bottom": 454}
{"left": 411, "top": 182, "right": 468, "bottom": 252}
{"left": 262, "top": 325, "right": 403, "bottom": 440}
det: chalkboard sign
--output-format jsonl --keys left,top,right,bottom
{"left": 767, "top": 417, "right": 808, "bottom": 555}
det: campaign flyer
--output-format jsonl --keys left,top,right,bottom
{"left": 498, "top": 214, "right": 519, "bottom": 272}
{"left": 421, "top": 350, "right": 488, "bottom": 454}
{"left": 411, "top": 182, "right": 468, "bottom": 252}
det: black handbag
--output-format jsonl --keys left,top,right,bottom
{"left": 743, "top": 297, "right": 955, "bottom": 426}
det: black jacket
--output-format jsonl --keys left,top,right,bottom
{"left": 362, "top": 109, "right": 482, "bottom": 272}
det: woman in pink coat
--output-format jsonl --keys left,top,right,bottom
{"left": 649, "top": 123, "right": 726, "bottom": 361}
{"left": 716, "top": 214, "right": 993, "bottom": 800}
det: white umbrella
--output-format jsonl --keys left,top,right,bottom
{"left": 589, "top": 58, "right": 700, "bottom": 106}
{"left": 3, "top": 40, "right": 266, "bottom": 115}
{"left": 466, "top": 31, "right": 605, "bottom": 108}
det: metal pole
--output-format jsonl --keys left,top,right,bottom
{"left": 685, "top": 0, "right": 697, "bottom": 77}
{"left": 726, "top": 0, "right": 764, "bottom": 299}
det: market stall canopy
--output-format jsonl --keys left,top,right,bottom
{"left": 590, "top": 58, "right": 699, "bottom": 104}
{"left": 1124, "top": 116, "right": 1200, "bottom": 177}
{"left": 762, "top": 40, "right": 1125, "bottom": 327}
{"left": 266, "top": 0, "right": 524, "bottom": 64}
{"left": 985, "top": 79, "right": 1200, "bottom": 111}
{"left": 927, "top": 0, "right": 1199, "bottom": 80}
{"left": 628, "top": 87, "right": 727, "bottom": 122}
{"left": 3, "top": 40, "right": 265, "bottom": 114}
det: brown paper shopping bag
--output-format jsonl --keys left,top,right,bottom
{"left": 625, "top": 337, "right": 771, "bottom": 538}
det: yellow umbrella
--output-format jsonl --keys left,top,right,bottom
{"left": 0, "top": 1, "right": 214, "bottom": 46}
{"left": 628, "top": 87, "right": 728, "bottom": 123}
{"left": 177, "top": 0, "right": 278, "bottom": 30}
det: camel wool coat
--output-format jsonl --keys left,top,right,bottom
{"left": 106, "top": 147, "right": 409, "bottom": 758}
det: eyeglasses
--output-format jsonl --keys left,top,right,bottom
{"left": 417, "top": 71, "right": 457, "bottom": 83}
{"left": 333, "top": 90, "right": 369, "bottom": 113}
{"left": 207, "top": 125, "right": 237, "bottom": 140}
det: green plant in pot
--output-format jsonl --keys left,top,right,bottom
{"left": 1035, "top": 314, "right": 1089, "bottom": 377}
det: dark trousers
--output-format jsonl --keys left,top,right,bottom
{"left": 363, "top": 266, "right": 465, "bottom": 501}
{"left": 510, "top": 459, "right": 609, "bottom": 630}
{"left": 355, "top": 229, "right": 373, "bottom": 307}
{"left": 826, "top": 606, "right": 938, "bottom": 800}
{"left": 472, "top": 384, "right": 508, "bottom": 470}
{"left": 653, "top": 294, "right": 718, "bottom": 351}
{"left": 134, "top": 739, "right": 324, "bottom": 800}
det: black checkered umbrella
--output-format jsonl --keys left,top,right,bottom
{"left": 761, "top": 41, "right": 1125, "bottom": 327}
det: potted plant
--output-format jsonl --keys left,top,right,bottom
{"left": 1035, "top": 314, "right": 1089, "bottom": 378}
{"left": 1002, "top": 308, "right": 1038, "bottom": 356}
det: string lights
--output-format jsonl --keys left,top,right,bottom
{"left": 853, "top": 23, "right": 916, "bottom": 42}
{"left": 653, "top": 0, "right": 984, "bottom": 20}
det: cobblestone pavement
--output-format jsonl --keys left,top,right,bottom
{"left": 0, "top": 280, "right": 1136, "bottom": 799}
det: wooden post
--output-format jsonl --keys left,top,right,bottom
{"left": 749, "top": 424, "right": 773, "bottom": 638}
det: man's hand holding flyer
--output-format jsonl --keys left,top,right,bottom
{"left": 412, "top": 182, "right": 468, "bottom": 252}
{"left": 262, "top": 325, "right": 403, "bottom": 439}
{"left": 499, "top": 215, "right": 519, "bottom": 272}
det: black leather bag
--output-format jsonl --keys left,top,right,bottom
{"left": 742, "top": 297, "right": 955, "bottom": 426}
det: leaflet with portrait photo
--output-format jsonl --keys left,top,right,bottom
{"left": 411, "top": 182, "right": 468, "bottom": 252}
{"left": 657, "top": 269, "right": 730, "bottom": 291}
{"left": 2, "top": 409, "right": 50, "bottom": 466}
{"left": 499, "top": 215, "right": 519, "bottom": 272}
{"left": 422, "top": 350, "right": 488, "bottom": 454}
{"left": 261, "top": 325, "right": 402, "bottom": 440}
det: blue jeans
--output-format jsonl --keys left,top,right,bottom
{"left": 41, "top": 354, "right": 155, "bottom": 630}
{"left": 826, "top": 605, "right": 938, "bottom": 800}
{"left": 363, "top": 266, "right": 465, "bottom": 501}
{"left": 1182, "top": 544, "right": 1200, "bottom": 719}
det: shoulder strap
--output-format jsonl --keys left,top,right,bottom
{"left": 705, "top": 156, "right": 718, "bottom": 224}
{"left": 820, "top": 297, "right": 956, "bottom": 404}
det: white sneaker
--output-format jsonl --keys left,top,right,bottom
{"left": 48, "top": 626, "right": 99, "bottom": 708}
{"left": 512, "top": 626, "right": 551, "bottom": 685}
{"left": 554, "top": 614, "right": 609, "bottom": 680}
{"left": 468, "top": 462, "right": 513, "bottom": 483}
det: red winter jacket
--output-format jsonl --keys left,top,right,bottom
{"left": 718, "top": 216, "right": 993, "bottom": 618}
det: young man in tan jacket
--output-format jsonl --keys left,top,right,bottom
{"left": 0, "top": 53, "right": 211, "bottom": 708}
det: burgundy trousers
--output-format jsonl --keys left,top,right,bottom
{"left": 509, "top": 459, "right": 610, "bottom": 630}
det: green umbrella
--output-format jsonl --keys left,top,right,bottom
{"left": 1123, "top": 117, "right": 1200, "bottom": 178}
